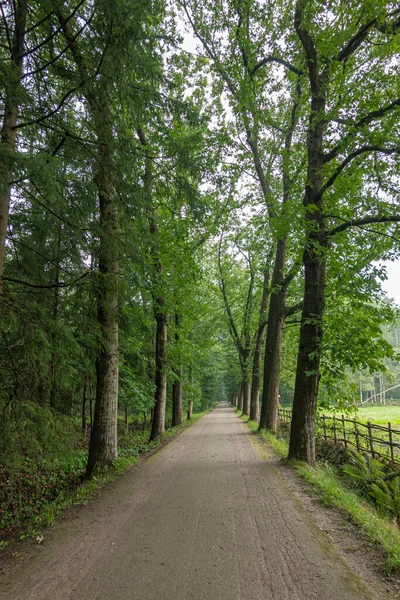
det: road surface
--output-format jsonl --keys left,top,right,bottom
{"left": 0, "top": 403, "right": 385, "bottom": 599}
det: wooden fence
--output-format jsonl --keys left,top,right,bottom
{"left": 277, "top": 409, "right": 400, "bottom": 465}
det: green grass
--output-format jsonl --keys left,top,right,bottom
{"left": 237, "top": 411, "right": 400, "bottom": 573}
{"left": 298, "top": 463, "right": 400, "bottom": 573}
{"left": 354, "top": 405, "right": 400, "bottom": 426}
{"left": 324, "top": 404, "right": 400, "bottom": 426}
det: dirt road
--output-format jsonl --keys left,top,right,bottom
{"left": 0, "top": 403, "right": 389, "bottom": 599}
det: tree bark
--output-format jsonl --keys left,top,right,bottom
{"left": 187, "top": 401, "right": 193, "bottom": 420}
{"left": 238, "top": 381, "right": 243, "bottom": 412}
{"left": 57, "top": 4, "right": 120, "bottom": 477}
{"left": 0, "top": 0, "right": 28, "bottom": 293}
{"left": 82, "top": 380, "right": 88, "bottom": 432}
{"left": 288, "top": 5, "right": 327, "bottom": 465}
{"left": 172, "top": 363, "right": 183, "bottom": 427}
{"left": 172, "top": 313, "right": 183, "bottom": 427}
{"left": 50, "top": 223, "right": 62, "bottom": 410}
{"left": 232, "top": 386, "right": 239, "bottom": 407}
{"left": 218, "top": 237, "right": 254, "bottom": 418}
{"left": 288, "top": 238, "right": 326, "bottom": 465}
{"left": 150, "top": 307, "right": 167, "bottom": 440}
{"left": 242, "top": 379, "right": 251, "bottom": 416}
{"left": 250, "top": 266, "right": 271, "bottom": 421}
{"left": 86, "top": 126, "right": 119, "bottom": 475}
{"left": 124, "top": 404, "right": 129, "bottom": 433}
{"left": 250, "top": 346, "right": 262, "bottom": 421}
{"left": 259, "top": 239, "right": 287, "bottom": 431}
{"left": 136, "top": 128, "right": 168, "bottom": 442}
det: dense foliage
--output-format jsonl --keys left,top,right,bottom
{"left": 0, "top": 0, "right": 399, "bottom": 488}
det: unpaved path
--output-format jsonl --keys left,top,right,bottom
{"left": 0, "top": 403, "right": 392, "bottom": 599}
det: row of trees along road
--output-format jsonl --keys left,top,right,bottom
{"left": 0, "top": 0, "right": 399, "bottom": 473}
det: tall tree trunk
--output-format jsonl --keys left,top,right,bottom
{"left": 288, "top": 239, "right": 326, "bottom": 465}
{"left": 82, "top": 380, "right": 88, "bottom": 432}
{"left": 136, "top": 128, "right": 168, "bottom": 442}
{"left": 172, "top": 364, "right": 183, "bottom": 427}
{"left": 150, "top": 306, "right": 167, "bottom": 440}
{"left": 89, "top": 381, "right": 93, "bottom": 428}
{"left": 250, "top": 266, "right": 271, "bottom": 421}
{"left": 250, "top": 346, "right": 262, "bottom": 421}
{"left": 86, "top": 125, "right": 119, "bottom": 475}
{"left": 50, "top": 223, "right": 62, "bottom": 410}
{"left": 218, "top": 236, "right": 254, "bottom": 418}
{"left": 288, "top": 9, "right": 326, "bottom": 465}
{"left": 258, "top": 87, "right": 300, "bottom": 431}
{"left": 124, "top": 404, "right": 129, "bottom": 433}
{"left": 187, "top": 401, "right": 193, "bottom": 420}
{"left": 172, "top": 313, "right": 183, "bottom": 427}
{"left": 232, "top": 386, "right": 238, "bottom": 407}
{"left": 242, "top": 379, "right": 251, "bottom": 416}
{"left": 0, "top": 0, "right": 27, "bottom": 293}
{"left": 238, "top": 381, "right": 243, "bottom": 412}
{"left": 259, "top": 239, "right": 287, "bottom": 431}
{"left": 57, "top": 4, "right": 119, "bottom": 479}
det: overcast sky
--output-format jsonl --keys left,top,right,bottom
{"left": 381, "top": 260, "right": 400, "bottom": 306}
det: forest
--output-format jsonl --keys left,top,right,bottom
{"left": 0, "top": 0, "right": 400, "bottom": 526}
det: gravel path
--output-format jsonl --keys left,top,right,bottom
{"left": 0, "top": 403, "right": 386, "bottom": 599}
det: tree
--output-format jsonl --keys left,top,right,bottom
{"left": 55, "top": 0, "right": 124, "bottom": 474}
{"left": 288, "top": 0, "right": 400, "bottom": 464}
{"left": 0, "top": 0, "right": 28, "bottom": 293}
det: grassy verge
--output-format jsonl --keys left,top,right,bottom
{"left": 236, "top": 409, "right": 400, "bottom": 573}
{"left": 0, "top": 404, "right": 217, "bottom": 550}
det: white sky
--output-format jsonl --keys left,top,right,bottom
{"left": 381, "top": 260, "right": 400, "bottom": 306}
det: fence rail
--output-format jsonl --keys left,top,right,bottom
{"left": 277, "top": 409, "right": 400, "bottom": 465}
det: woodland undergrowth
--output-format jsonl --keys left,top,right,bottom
{"left": 0, "top": 405, "right": 216, "bottom": 549}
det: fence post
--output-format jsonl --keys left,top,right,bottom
{"left": 333, "top": 417, "right": 337, "bottom": 444}
{"left": 388, "top": 422, "right": 395, "bottom": 462}
{"left": 367, "top": 422, "right": 375, "bottom": 458}
{"left": 342, "top": 414, "right": 347, "bottom": 448}
{"left": 322, "top": 414, "right": 327, "bottom": 441}
{"left": 354, "top": 420, "right": 360, "bottom": 452}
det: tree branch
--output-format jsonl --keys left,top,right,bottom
{"left": 285, "top": 301, "right": 303, "bottom": 317}
{"left": 321, "top": 146, "right": 400, "bottom": 195}
{"left": 324, "top": 98, "right": 400, "bottom": 163}
{"left": 2, "top": 271, "right": 90, "bottom": 289}
{"left": 327, "top": 215, "right": 400, "bottom": 237}
{"left": 294, "top": 0, "right": 320, "bottom": 95}
{"left": 337, "top": 7, "right": 400, "bottom": 62}
{"left": 21, "top": 9, "right": 94, "bottom": 79}
{"left": 251, "top": 56, "right": 303, "bottom": 77}
{"left": 22, "top": 0, "right": 87, "bottom": 58}
{"left": 0, "top": 3, "right": 12, "bottom": 53}
{"left": 14, "top": 86, "right": 79, "bottom": 129}
{"left": 337, "top": 19, "right": 377, "bottom": 63}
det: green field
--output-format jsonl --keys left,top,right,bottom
{"left": 351, "top": 405, "right": 400, "bottom": 427}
